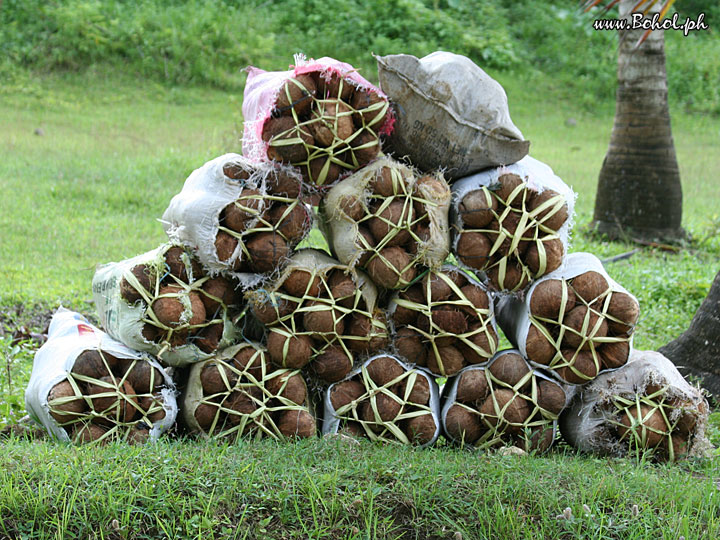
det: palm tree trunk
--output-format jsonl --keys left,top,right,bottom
{"left": 592, "top": 0, "right": 685, "bottom": 242}
{"left": 660, "top": 269, "right": 720, "bottom": 396}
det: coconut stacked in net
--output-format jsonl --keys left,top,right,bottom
{"left": 321, "top": 156, "right": 451, "bottom": 290}
{"left": 323, "top": 355, "right": 440, "bottom": 446}
{"left": 560, "top": 350, "right": 710, "bottom": 462}
{"left": 243, "top": 57, "right": 392, "bottom": 187}
{"left": 451, "top": 156, "right": 574, "bottom": 293}
{"left": 496, "top": 253, "right": 640, "bottom": 385}
{"left": 245, "top": 249, "right": 389, "bottom": 384}
{"left": 162, "top": 154, "right": 312, "bottom": 278}
{"left": 441, "top": 350, "right": 568, "bottom": 452}
{"left": 93, "top": 243, "right": 244, "bottom": 366}
{"left": 389, "top": 266, "right": 498, "bottom": 377}
{"left": 182, "top": 342, "right": 316, "bottom": 440}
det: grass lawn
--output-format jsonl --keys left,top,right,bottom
{"left": 1, "top": 70, "right": 719, "bottom": 539}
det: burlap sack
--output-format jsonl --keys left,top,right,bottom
{"left": 322, "top": 354, "right": 441, "bottom": 447}
{"left": 321, "top": 156, "right": 451, "bottom": 289}
{"left": 376, "top": 51, "right": 529, "bottom": 180}
{"left": 92, "top": 243, "right": 242, "bottom": 367}
{"left": 560, "top": 350, "right": 711, "bottom": 461}
{"left": 496, "top": 252, "right": 638, "bottom": 385}
{"left": 25, "top": 308, "right": 177, "bottom": 443}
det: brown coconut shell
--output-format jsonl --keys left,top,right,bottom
{"left": 459, "top": 189, "right": 497, "bottom": 228}
{"left": 429, "top": 308, "right": 468, "bottom": 336}
{"left": 350, "top": 90, "right": 387, "bottom": 129}
{"left": 392, "top": 285, "right": 423, "bottom": 326}
{"left": 246, "top": 233, "right": 289, "bottom": 274}
{"left": 330, "top": 380, "right": 365, "bottom": 411}
{"left": 267, "top": 330, "right": 313, "bottom": 369}
{"left": 47, "top": 380, "right": 86, "bottom": 424}
{"left": 365, "top": 356, "right": 404, "bottom": 387}
{"left": 618, "top": 404, "right": 667, "bottom": 448}
{"left": 487, "top": 261, "right": 529, "bottom": 292}
{"left": 266, "top": 372, "right": 307, "bottom": 405}
{"left": 308, "top": 100, "right": 353, "bottom": 147}
{"left": 312, "top": 347, "right": 353, "bottom": 383}
{"left": 398, "top": 373, "right": 431, "bottom": 405}
{"left": 599, "top": 340, "right": 630, "bottom": 369}
{"left": 232, "top": 346, "right": 267, "bottom": 381}
{"left": 223, "top": 189, "right": 263, "bottom": 232}
{"left": 268, "top": 204, "right": 308, "bottom": 241}
{"left": 520, "top": 425, "right": 555, "bottom": 453}
{"left": 194, "top": 402, "right": 220, "bottom": 431}
{"left": 536, "top": 380, "right": 566, "bottom": 415}
{"left": 486, "top": 212, "right": 523, "bottom": 255}
{"left": 214, "top": 230, "right": 239, "bottom": 263}
{"left": 444, "top": 404, "right": 482, "bottom": 444}
{"left": 137, "top": 394, "right": 166, "bottom": 423}
{"left": 200, "top": 362, "right": 238, "bottom": 395}
{"left": 120, "top": 264, "right": 154, "bottom": 304}
{"left": 368, "top": 200, "right": 414, "bottom": 247}
{"left": 426, "top": 345, "right": 465, "bottom": 377}
{"left": 563, "top": 305, "right": 608, "bottom": 349}
{"left": 606, "top": 292, "right": 640, "bottom": 334}
{"left": 263, "top": 116, "right": 313, "bottom": 163}
{"left": 356, "top": 227, "right": 377, "bottom": 267}
{"left": 275, "top": 74, "right": 316, "bottom": 117}
{"left": 371, "top": 166, "right": 403, "bottom": 197}
{"left": 458, "top": 284, "right": 490, "bottom": 317}
{"left": 344, "top": 314, "right": 388, "bottom": 353}
{"left": 456, "top": 323, "right": 498, "bottom": 364}
{"left": 524, "top": 238, "right": 564, "bottom": 277}
{"left": 404, "top": 413, "right": 437, "bottom": 445}
{"left": 423, "top": 272, "right": 453, "bottom": 302}
{"left": 455, "top": 231, "right": 492, "bottom": 270}
{"left": 556, "top": 350, "right": 600, "bottom": 384}
{"left": 488, "top": 353, "right": 531, "bottom": 390}
{"left": 277, "top": 409, "right": 316, "bottom": 438}
{"left": 455, "top": 369, "right": 490, "bottom": 405}
{"left": 223, "top": 161, "right": 250, "bottom": 181}
{"left": 225, "top": 390, "right": 258, "bottom": 424}
{"left": 86, "top": 377, "right": 138, "bottom": 423}
{"left": 495, "top": 173, "right": 526, "bottom": 208}
{"left": 267, "top": 170, "right": 302, "bottom": 198}
{"left": 164, "top": 246, "right": 196, "bottom": 282}
{"left": 360, "top": 392, "right": 403, "bottom": 426}
{"left": 394, "top": 327, "right": 427, "bottom": 367}
{"left": 349, "top": 130, "right": 380, "bottom": 166}
{"left": 528, "top": 189, "right": 568, "bottom": 231}
{"left": 328, "top": 271, "right": 357, "bottom": 308}
{"left": 252, "top": 295, "right": 296, "bottom": 325}
{"left": 123, "top": 361, "right": 163, "bottom": 394}
{"left": 338, "top": 195, "right": 365, "bottom": 222}
{"left": 71, "top": 350, "right": 117, "bottom": 380}
{"left": 283, "top": 269, "right": 322, "bottom": 298}
{"left": 478, "top": 389, "right": 531, "bottom": 433}
{"left": 72, "top": 423, "right": 108, "bottom": 443}
{"left": 525, "top": 325, "right": 557, "bottom": 365}
{"left": 529, "top": 279, "right": 576, "bottom": 320}
{"left": 314, "top": 71, "right": 354, "bottom": 101}
{"left": 303, "top": 301, "right": 345, "bottom": 336}
{"left": 366, "top": 247, "right": 416, "bottom": 289}
{"left": 200, "top": 276, "right": 239, "bottom": 316}
{"left": 571, "top": 271, "right": 610, "bottom": 304}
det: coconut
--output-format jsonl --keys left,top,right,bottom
{"left": 488, "top": 353, "right": 531, "bottom": 390}
{"left": 349, "top": 130, "right": 380, "bottom": 166}
{"left": 120, "top": 264, "right": 154, "bottom": 304}
{"left": 524, "top": 238, "right": 564, "bottom": 277}
{"left": 360, "top": 392, "right": 403, "bottom": 426}
{"left": 618, "top": 404, "right": 667, "bottom": 448}
{"left": 528, "top": 189, "right": 568, "bottom": 231}
{"left": 232, "top": 346, "right": 267, "bottom": 381}
{"left": 338, "top": 195, "right": 365, "bottom": 222}
{"left": 246, "top": 233, "right": 289, "bottom": 273}
{"left": 366, "top": 247, "right": 416, "bottom": 289}
{"left": 368, "top": 200, "right": 414, "bottom": 247}
{"left": 266, "top": 171, "right": 300, "bottom": 199}
{"left": 328, "top": 271, "right": 357, "bottom": 308}
{"left": 141, "top": 324, "right": 160, "bottom": 343}
{"left": 525, "top": 325, "right": 557, "bottom": 365}
{"left": 150, "top": 286, "right": 205, "bottom": 331}
{"left": 47, "top": 380, "right": 86, "bottom": 424}
{"left": 266, "top": 372, "right": 307, "bottom": 405}
{"left": 606, "top": 292, "right": 640, "bottom": 334}
{"left": 86, "top": 377, "right": 138, "bottom": 423}
{"left": 71, "top": 350, "right": 117, "bottom": 380}
{"left": 365, "top": 356, "right": 404, "bottom": 387}
{"left": 350, "top": 90, "right": 387, "bottom": 129}
{"left": 263, "top": 117, "right": 313, "bottom": 163}
{"left": 283, "top": 269, "right": 322, "bottom": 298}
{"left": 529, "top": 279, "right": 576, "bottom": 320}
{"left": 126, "top": 426, "right": 151, "bottom": 445}
{"left": 225, "top": 390, "right": 258, "bottom": 423}
{"left": 487, "top": 262, "right": 528, "bottom": 292}
{"left": 314, "top": 71, "right": 354, "bottom": 101}
{"left": 72, "top": 423, "right": 108, "bottom": 443}
{"left": 345, "top": 314, "right": 388, "bottom": 353}
{"left": 392, "top": 285, "right": 423, "bottom": 326}
{"left": 563, "top": 305, "right": 608, "bottom": 349}
{"left": 536, "top": 380, "right": 566, "bottom": 415}
{"left": 455, "top": 369, "right": 490, "bottom": 405}
{"left": 123, "top": 360, "right": 163, "bottom": 394}
{"left": 371, "top": 166, "right": 403, "bottom": 197}
{"left": 495, "top": 173, "right": 526, "bottom": 208}
{"left": 457, "top": 323, "right": 497, "bottom": 364}
{"left": 600, "top": 341, "right": 630, "bottom": 369}
{"left": 222, "top": 161, "right": 250, "bottom": 181}
{"left": 458, "top": 284, "right": 490, "bottom": 316}
{"left": 268, "top": 204, "right": 308, "bottom": 241}
{"left": 478, "top": 389, "right": 531, "bottom": 432}
{"left": 429, "top": 308, "right": 468, "bottom": 336}
{"left": 223, "top": 189, "right": 263, "bottom": 232}
{"left": 329, "top": 380, "right": 365, "bottom": 411}
{"left": 571, "top": 271, "right": 610, "bottom": 304}
{"left": 456, "top": 231, "right": 492, "bottom": 270}
{"left": 426, "top": 345, "right": 465, "bottom": 376}
{"left": 423, "top": 272, "right": 453, "bottom": 302}
{"left": 200, "top": 276, "right": 238, "bottom": 316}
{"left": 200, "top": 362, "right": 238, "bottom": 395}
{"left": 398, "top": 373, "right": 431, "bottom": 405}
{"left": 305, "top": 154, "right": 344, "bottom": 185}
{"left": 403, "top": 413, "right": 437, "bottom": 445}
{"left": 252, "top": 295, "right": 295, "bottom": 325}
{"left": 278, "top": 409, "right": 316, "bottom": 438}
{"left": 194, "top": 323, "right": 222, "bottom": 354}
{"left": 312, "top": 347, "right": 353, "bottom": 383}
{"left": 486, "top": 212, "right": 523, "bottom": 255}
{"left": 275, "top": 74, "right": 316, "bottom": 116}
{"left": 459, "top": 189, "right": 497, "bottom": 228}
{"left": 394, "top": 327, "right": 427, "bottom": 367}
{"left": 303, "top": 301, "right": 345, "bottom": 335}
{"left": 444, "top": 404, "right": 482, "bottom": 444}
{"left": 556, "top": 350, "right": 599, "bottom": 384}
{"left": 214, "top": 230, "right": 239, "bottom": 263}
{"left": 164, "top": 246, "right": 191, "bottom": 281}
{"left": 267, "top": 329, "right": 313, "bottom": 369}
{"left": 308, "top": 100, "right": 353, "bottom": 147}
{"left": 672, "top": 405, "right": 698, "bottom": 436}
{"left": 194, "top": 402, "right": 219, "bottom": 430}
{"left": 521, "top": 425, "right": 555, "bottom": 453}
{"left": 137, "top": 394, "right": 166, "bottom": 423}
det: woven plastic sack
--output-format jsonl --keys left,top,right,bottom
{"left": 322, "top": 354, "right": 441, "bottom": 447}
{"left": 496, "top": 252, "right": 638, "bottom": 385}
{"left": 25, "top": 308, "right": 177, "bottom": 443}
{"left": 451, "top": 156, "right": 575, "bottom": 293}
{"left": 182, "top": 342, "right": 316, "bottom": 440}
{"left": 92, "top": 243, "right": 243, "bottom": 367}
{"left": 162, "top": 154, "right": 311, "bottom": 281}
{"left": 560, "top": 350, "right": 711, "bottom": 461}
{"left": 376, "top": 51, "right": 529, "bottom": 180}
{"left": 441, "top": 350, "right": 569, "bottom": 452}
{"left": 321, "top": 156, "right": 451, "bottom": 289}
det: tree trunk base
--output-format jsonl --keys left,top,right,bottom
{"left": 591, "top": 219, "right": 687, "bottom": 245}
